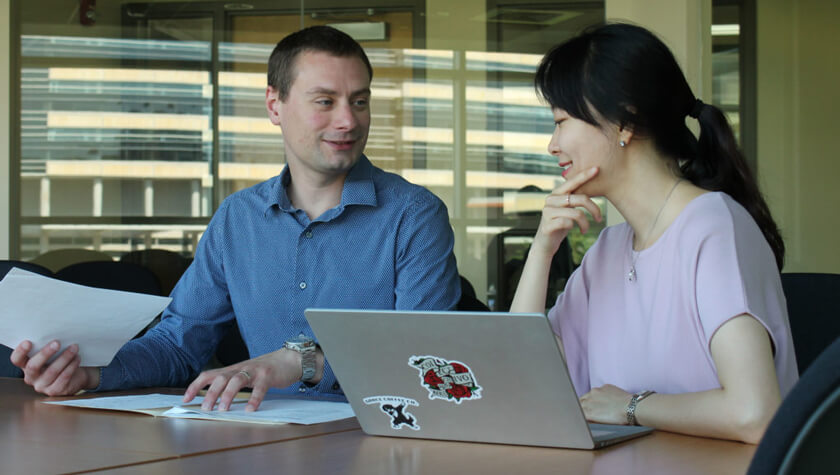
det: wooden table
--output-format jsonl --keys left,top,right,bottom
{"left": 0, "top": 378, "right": 757, "bottom": 474}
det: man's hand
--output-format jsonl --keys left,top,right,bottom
{"left": 10, "top": 340, "right": 100, "bottom": 396}
{"left": 182, "top": 347, "right": 323, "bottom": 412}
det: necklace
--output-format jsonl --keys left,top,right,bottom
{"left": 628, "top": 178, "right": 683, "bottom": 282}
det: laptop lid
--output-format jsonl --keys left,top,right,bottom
{"left": 305, "top": 309, "right": 651, "bottom": 449}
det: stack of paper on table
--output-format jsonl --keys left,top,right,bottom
{"left": 43, "top": 393, "right": 356, "bottom": 425}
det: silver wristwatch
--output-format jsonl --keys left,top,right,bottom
{"left": 284, "top": 335, "right": 317, "bottom": 383}
{"left": 626, "top": 390, "right": 655, "bottom": 426}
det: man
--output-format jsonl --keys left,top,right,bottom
{"left": 11, "top": 26, "right": 460, "bottom": 411}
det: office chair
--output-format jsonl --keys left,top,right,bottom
{"left": 780, "top": 273, "right": 840, "bottom": 373}
{"left": 747, "top": 336, "right": 840, "bottom": 474}
{"left": 215, "top": 322, "right": 251, "bottom": 367}
{"left": 1, "top": 260, "right": 55, "bottom": 378}
{"left": 30, "top": 248, "right": 112, "bottom": 273}
{"left": 457, "top": 275, "right": 491, "bottom": 312}
{"left": 56, "top": 261, "right": 163, "bottom": 338}
{"left": 120, "top": 249, "right": 191, "bottom": 296}
{"left": 1, "top": 260, "right": 54, "bottom": 278}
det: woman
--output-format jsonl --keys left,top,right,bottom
{"left": 510, "top": 23, "right": 797, "bottom": 444}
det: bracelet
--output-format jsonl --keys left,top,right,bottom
{"left": 626, "top": 390, "right": 655, "bottom": 426}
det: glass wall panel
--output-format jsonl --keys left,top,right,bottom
{"left": 15, "top": 0, "right": 606, "bottom": 307}
{"left": 712, "top": 2, "right": 741, "bottom": 142}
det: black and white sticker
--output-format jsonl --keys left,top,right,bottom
{"left": 363, "top": 395, "right": 421, "bottom": 430}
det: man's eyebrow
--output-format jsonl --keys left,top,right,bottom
{"left": 305, "top": 87, "right": 371, "bottom": 96}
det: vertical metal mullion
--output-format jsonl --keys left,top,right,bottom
{"left": 452, "top": 51, "right": 467, "bottom": 263}
{"left": 211, "top": 7, "right": 223, "bottom": 213}
{"left": 9, "top": 0, "right": 21, "bottom": 258}
{"left": 740, "top": 0, "right": 757, "bottom": 173}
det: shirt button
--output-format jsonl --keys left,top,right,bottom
{"left": 305, "top": 231, "right": 313, "bottom": 238}
{"left": 299, "top": 387, "right": 306, "bottom": 393}
{"left": 299, "top": 282, "right": 307, "bottom": 290}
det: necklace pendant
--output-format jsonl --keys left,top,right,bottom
{"left": 628, "top": 267, "right": 636, "bottom": 282}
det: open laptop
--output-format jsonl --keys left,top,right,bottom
{"left": 304, "top": 309, "right": 653, "bottom": 449}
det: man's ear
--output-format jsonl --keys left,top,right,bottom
{"left": 266, "top": 86, "right": 282, "bottom": 126}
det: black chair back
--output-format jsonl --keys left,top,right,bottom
{"left": 56, "top": 261, "right": 162, "bottom": 296}
{"left": 29, "top": 248, "right": 112, "bottom": 273}
{"left": 1, "top": 260, "right": 55, "bottom": 378}
{"left": 215, "top": 322, "right": 251, "bottom": 367}
{"left": 457, "top": 275, "right": 491, "bottom": 311}
{"left": 747, "top": 336, "right": 840, "bottom": 474}
{"left": 120, "top": 249, "right": 191, "bottom": 296}
{"left": 56, "top": 261, "right": 164, "bottom": 338}
{"left": 781, "top": 273, "right": 840, "bottom": 373}
{"left": 0, "top": 260, "right": 54, "bottom": 278}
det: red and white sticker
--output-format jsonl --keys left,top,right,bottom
{"left": 363, "top": 395, "right": 420, "bottom": 430}
{"left": 409, "top": 355, "right": 482, "bottom": 404}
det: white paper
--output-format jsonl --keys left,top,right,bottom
{"left": 43, "top": 393, "right": 206, "bottom": 410}
{"left": 162, "top": 397, "right": 356, "bottom": 425}
{"left": 0, "top": 268, "right": 171, "bottom": 366}
{"left": 42, "top": 393, "right": 355, "bottom": 425}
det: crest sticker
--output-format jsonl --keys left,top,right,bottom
{"left": 409, "top": 355, "right": 482, "bottom": 404}
{"left": 363, "top": 396, "right": 420, "bottom": 430}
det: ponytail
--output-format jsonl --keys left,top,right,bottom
{"left": 681, "top": 101, "right": 785, "bottom": 270}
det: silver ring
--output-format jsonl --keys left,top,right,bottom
{"left": 566, "top": 194, "right": 571, "bottom": 206}
{"left": 238, "top": 370, "right": 251, "bottom": 381}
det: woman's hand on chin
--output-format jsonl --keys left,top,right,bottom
{"left": 533, "top": 166, "right": 601, "bottom": 257}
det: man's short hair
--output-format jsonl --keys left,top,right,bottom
{"left": 267, "top": 25, "right": 373, "bottom": 101}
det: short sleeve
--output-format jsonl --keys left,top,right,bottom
{"left": 694, "top": 200, "right": 776, "bottom": 348}
{"left": 692, "top": 197, "right": 798, "bottom": 395}
{"left": 548, "top": 248, "right": 594, "bottom": 396}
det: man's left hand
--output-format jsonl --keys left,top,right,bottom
{"left": 182, "top": 347, "right": 319, "bottom": 412}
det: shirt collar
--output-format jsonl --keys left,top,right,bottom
{"left": 265, "top": 154, "right": 377, "bottom": 215}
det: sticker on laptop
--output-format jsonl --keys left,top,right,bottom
{"left": 409, "top": 355, "right": 482, "bottom": 404}
{"left": 363, "top": 396, "right": 420, "bottom": 430}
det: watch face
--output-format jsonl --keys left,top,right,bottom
{"left": 286, "top": 337, "right": 315, "bottom": 351}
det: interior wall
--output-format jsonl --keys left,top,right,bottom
{"left": 757, "top": 0, "right": 840, "bottom": 273}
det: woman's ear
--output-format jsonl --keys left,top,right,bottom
{"left": 617, "top": 105, "right": 637, "bottom": 147}
{"left": 618, "top": 125, "right": 634, "bottom": 147}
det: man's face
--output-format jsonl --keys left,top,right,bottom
{"left": 266, "top": 51, "right": 371, "bottom": 180}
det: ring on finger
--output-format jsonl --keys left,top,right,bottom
{"left": 238, "top": 370, "right": 251, "bottom": 381}
{"left": 566, "top": 194, "right": 572, "bottom": 206}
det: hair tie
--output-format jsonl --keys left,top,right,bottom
{"left": 688, "top": 99, "right": 705, "bottom": 119}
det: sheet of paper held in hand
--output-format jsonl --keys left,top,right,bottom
{"left": 0, "top": 268, "right": 171, "bottom": 366}
{"left": 43, "top": 393, "right": 356, "bottom": 425}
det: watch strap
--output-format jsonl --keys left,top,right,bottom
{"left": 626, "top": 390, "right": 655, "bottom": 426}
{"left": 284, "top": 337, "right": 317, "bottom": 383}
{"left": 299, "top": 345, "right": 316, "bottom": 383}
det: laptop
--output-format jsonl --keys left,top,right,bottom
{"left": 304, "top": 309, "right": 653, "bottom": 449}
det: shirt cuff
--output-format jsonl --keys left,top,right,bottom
{"left": 92, "top": 359, "right": 124, "bottom": 392}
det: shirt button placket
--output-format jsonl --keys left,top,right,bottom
{"left": 299, "top": 229, "right": 312, "bottom": 291}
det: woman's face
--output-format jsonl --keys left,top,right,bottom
{"left": 548, "top": 107, "right": 621, "bottom": 196}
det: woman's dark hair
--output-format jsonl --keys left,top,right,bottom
{"left": 535, "top": 22, "right": 784, "bottom": 269}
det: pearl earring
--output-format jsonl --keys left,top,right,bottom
{"left": 619, "top": 140, "right": 626, "bottom": 147}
